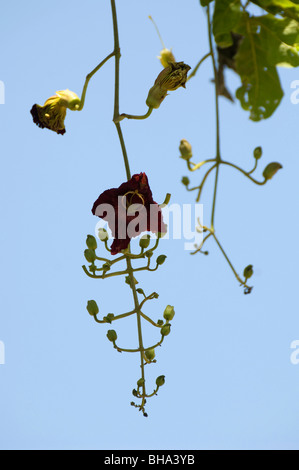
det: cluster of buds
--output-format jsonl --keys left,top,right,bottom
{"left": 252, "top": 146, "right": 283, "bottom": 182}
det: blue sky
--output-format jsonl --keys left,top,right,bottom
{"left": 0, "top": 0, "right": 299, "bottom": 450}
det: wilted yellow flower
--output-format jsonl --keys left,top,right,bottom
{"left": 156, "top": 61, "right": 191, "bottom": 92}
{"left": 146, "top": 61, "right": 191, "bottom": 109}
{"left": 30, "top": 89, "right": 81, "bottom": 135}
{"left": 158, "top": 48, "right": 176, "bottom": 68}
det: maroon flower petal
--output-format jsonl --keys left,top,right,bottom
{"left": 92, "top": 173, "right": 166, "bottom": 255}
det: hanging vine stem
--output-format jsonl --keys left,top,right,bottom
{"left": 109, "top": 0, "right": 149, "bottom": 414}
{"left": 108, "top": 0, "right": 173, "bottom": 416}
{"left": 179, "top": 3, "right": 257, "bottom": 294}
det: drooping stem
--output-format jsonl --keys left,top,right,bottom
{"left": 187, "top": 52, "right": 212, "bottom": 81}
{"left": 207, "top": 5, "right": 221, "bottom": 230}
{"left": 110, "top": 0, "right": 131, "bottom": 181}
{"left": 115, "top": 107, "right": 154, "bottom": 122}
{"left": 126, "top": 257, "right": 146, "bottom": 408}
{"left": 78, "top": 51, "right": 115, "bottom": 110}
{"left": 220, "top": 160, "right": 267, "bottom": 185}
{"left": 110, "top": 0, "right": 146, "bottom": 410}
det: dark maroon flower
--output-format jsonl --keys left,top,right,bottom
{"left": 92, "top": 173, "right": 167, "bottom": 255}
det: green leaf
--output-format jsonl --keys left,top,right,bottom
{"left": 200, "top": 0, "right": 214, "bottom": 6}
{"left": 253, "top": 15, "right": 299, "bottom": 67}
{"left": 250, "top": 0, "right": 299, "bottom": 22}
{"left": 235, "top": 13, "right": 299, "bottom": 120}
{"left": 235, "top": 14, "right": 284, "bottom": 120}
{"left": 213, "top": 0, "right": 243, "bottom": 47}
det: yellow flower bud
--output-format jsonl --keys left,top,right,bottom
{"left": 158, "top": 48, "right": 175, "bottom": 68}
{"left": 179, "top": 139, "right": 193, "bottom": 160}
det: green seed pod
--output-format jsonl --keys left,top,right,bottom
{"left": 161, "top": 324, "right": 171, "bottom": 336}
{"left": 86, "top": 234, "right": 97, "bottom": 250}
{"left": 145, "top": 348, "right": 155, "bottom": 361}
{"left": 156, "top": 255, "right": 167, "bottom": 265}
{"left": 179, "top": 139, "right": 193, "bottom": 160}
{"left": 139, "top": 234, "right": 151, "bottom": 249}
{"left": 86, "top": 300, "right": 99, "bottom": 316}
{"left": 163, "top": 305, "right": 175, "bottom": 321}
{"left": 263, "top": 162, "right": 283, "bottom": 181}
{"left": 181, "top": 176, "right": 190, "bottom": 187}
{"left": 156, "top": 375, "right": 165, "bottom": 387}
{"left": 98, "top": 228, "right": 109, "bottom": 242}
{"left": 243, "top": 264, "right": 254, "bottom": 280}
{"left": 84, "top": 248, "right": 96, "bottom": 263}
{"left": 106, "top": 329, "right": 117, "bottom": 342}
{"left": 253, "top": 146, "right": 262, "bottom": 160}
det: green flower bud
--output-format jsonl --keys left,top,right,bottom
{"left": 182, "top": 176, "right": 190, "bottom": 187}
{"left": 146, "top": 84, "right": 167, "bottom": 109}
{"left": 253, "top": 146, "right": 262, "bottom": 160}
{"left": 161, "top": 324, "right": 171, "bottom": 336}
{"left": 86, "top": 300, "right": 99, "bottom": 316}
{"left": 125, "top": 275, "right": 138, "bottom": 288}
{"left": 163, "top": 305, "right": 175, "bottom": 321}
{"left": 102, "top": 262, "right": 111, "bottom": 272}
{"left": 139, "top": 234, "right": 151, "bottom": 249}
{"left": 157, "top": 319, "right": 164, "bottom": 326}
{"left": 84, "top": 248, "right": 96, "bottom": 263}
{"left": 156, "top": 375, "right": 165, "bottom": 387}
{"left": 263, "top": 162, "right": 283, "bottom": 181}
{"left": 98, "top": 228, "right": 109, "bottom": 241}
{"left": 137, "top": 378, "right": 145, "bottom": 387}
{"left": 179, "top": 139, "right": 193, "bottom": 160}
{"left": 103, "top": 313, "right": 115, "bottom": 324}
{"left": 86, "top": 235, "right": 97, "bottom": 250}
{"left": 136, "top": 288, "right": 146, "bottom": 296}
{"left": 145, "top": 250, "right": 154, "bottom": 258}
{"left": 156, "top": 255, "right": 167, "bottom": 265}
{"left": 243, "top": 264, "right": 254, "bottom": 280}
{"left": 106, "top": 329, "right": 117, "bottom": 342}
{"left": 145, "top": 348, "right": 155, "bottom": 361}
